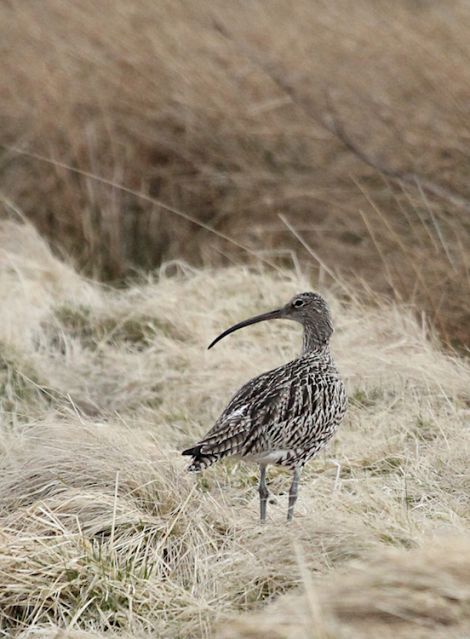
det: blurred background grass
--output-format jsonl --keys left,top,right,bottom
{"left": 1, "top": 0, "right": 469, "bottom": 346}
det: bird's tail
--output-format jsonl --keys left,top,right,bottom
{"left": 181, "top": 444, "right": 225, "bottom": 472}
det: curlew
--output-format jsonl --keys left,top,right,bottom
{"left": 182, "top": 292, "right": 347, "bottom": 522}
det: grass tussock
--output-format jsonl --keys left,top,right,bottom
{"left": 0, "top": 220, "right": 468, "bottom": 637}
{"left": 0, "top": 1, "right": 469, "bottom": 345}
{"left": 221, "top": 539, "right": 470, "bottom": 639}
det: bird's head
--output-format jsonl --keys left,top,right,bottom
{"left": 208, "top": 291, "right": 333, "bottom": 351}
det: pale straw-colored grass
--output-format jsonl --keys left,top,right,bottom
{"left": 0, "top": 220, "right": 469, "bottom": 637}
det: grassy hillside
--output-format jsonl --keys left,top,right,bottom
{"left": 0, "top": 220, "right": 468, "bottom": 638}
{"left": 1, "top": 1, "right": 470, "bottom": 345}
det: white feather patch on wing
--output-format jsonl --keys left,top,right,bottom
{"left": 226, "top": 406, "right": 247, "bottom": 420}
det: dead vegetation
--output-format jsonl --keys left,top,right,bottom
{"left": 0, "top": 220, "right": 468, "bottom": 638}
{"left": 221, "top": 540, "right": 470, "bottom": 639}
{"left": 0, "top": 1, "right": 469, "bottom": 345}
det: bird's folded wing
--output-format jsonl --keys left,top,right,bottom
{"left": 196, "top": 371, "right": 302, "bottom": 455}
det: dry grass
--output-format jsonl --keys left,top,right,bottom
{"left": 0, "top": 219, "right": 469, "bottom": 638}
{"left": 1, "top": 1, "right": 470, "bottom": 344}
{"left": 221, "top": 540, "right": 470, "bottom": 639}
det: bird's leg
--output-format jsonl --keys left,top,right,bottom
{"left": 258, "top": 465, "right": 269, "bottom": 523}
{"left": 287, "top": 467, "right": 301, "bottom": 521}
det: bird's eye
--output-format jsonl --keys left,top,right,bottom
{"left": 293, "top": 299, "right": 305, "bottom": 308}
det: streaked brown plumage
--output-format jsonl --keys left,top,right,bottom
{"left": 182, "top": 292, "right": 347, "bottom": 522}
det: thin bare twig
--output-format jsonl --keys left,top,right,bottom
{"left": 212, "top": 19, "right": 470, "bottom": 214}
{"left": 324, "top": 97, "right": 470, "bottom": 214}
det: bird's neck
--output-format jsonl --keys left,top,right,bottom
{"left": 301, "top": 329, "right": 331, "bottom": 357}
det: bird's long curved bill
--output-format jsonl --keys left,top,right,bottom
{"left": 208, "top": 308, "right": 282, "bottom": 349}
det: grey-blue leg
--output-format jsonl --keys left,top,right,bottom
{"left": 287, "top": 467, "right": 301, "bottom": 521}
{"left": 259, "top": 465, "right": 269, "bottom": 523}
